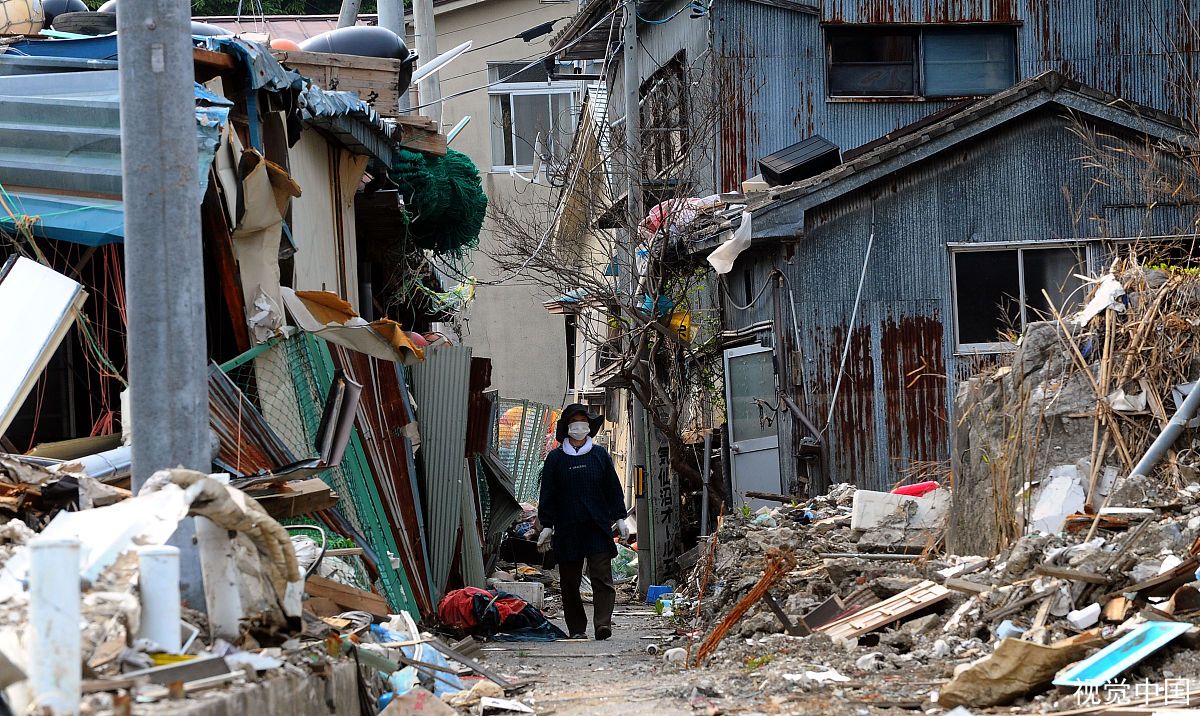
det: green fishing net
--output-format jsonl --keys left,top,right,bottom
{"left": 389, "top": 148, "right": 488, "bottom": 258}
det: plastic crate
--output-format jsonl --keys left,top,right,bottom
{"left": 496, "top": 581, "right": 544, "bottom": 609}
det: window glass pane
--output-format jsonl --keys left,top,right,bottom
{"left": 488, "top": 62, "right": 549, "bottom": 84}
{"left": 1022, "top": 247, "right": 1085, "bottom": 322}
{"left": 548, "top": 93, "right": 574, "bottom": 162}
{"left": 954, "top": 250, "right": 1020, "bottom": 346}
{"left": 727, "top": 350, "right": 776, "bottom": 442}
{"left": 512, "top": 93, "right": 552, "bottom": 167}
{"left": 489, "top": 94, "right": 514, "bottom": 166}
{"left": 923, "top": 28, "right": 1016, "bottom": 96}
{"left": 828, "top": 30, "right": 916, "bottom": 96}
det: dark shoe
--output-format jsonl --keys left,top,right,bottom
{"left": 567, "top": 632, "right": 587, "bottom": 639}
{"left": 595, "top": 626, "right": 612, "bottom": 641}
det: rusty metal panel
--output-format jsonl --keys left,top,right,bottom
{"left": 822, "top": 0, "right": 1018, "bottom": 24}
{"left": 208, "top": 365, "right": 299, "bottom": 477}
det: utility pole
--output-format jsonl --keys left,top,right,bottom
{"left": 412, "top": 0, "right": 442, "bottom": 125}
{"left": 117, "top": 0, "right": 209, "bottom": 607}
{"left": 376, "top": 0, "right": 407, "bottom": 114}
{"left": 622, "top": 0, "right": 654, "bottom": 592}
{"left": 336, "top": 0, "right": 361, "bottom": 29}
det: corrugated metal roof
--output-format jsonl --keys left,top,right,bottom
{"left": 411, "top": 343, "right": 475, "bottom": 599}
{"left": 0, "top": 70, "right": 228, "bottom": 209}
{"left": 201, "top": 15, "right": 377, "bottom": 42}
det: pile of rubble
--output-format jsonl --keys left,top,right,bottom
{"left": 661, "top": 263, "right": 1200, "bottom": 714}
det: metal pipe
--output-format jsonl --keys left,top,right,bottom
{"left": 700, "top": 430, "right": 712, "bottom": 536}
{"left": 1130, "top": 380, "right": 1200, "bottom": 478}
{"left": 138, "top": 546, "right": 181, "bottom": 654}
{"left": 118, "top": 0, "right": 208, "bottom": 608}
{"left": 336, "top": 0, "right": 361, "bottom": 28}
{"left": 66, "top": 444, "right": 131, "bottom": 481}
{"left": 411, "top": 0, "right": 441, "bottom": 124}
{"left": 29, "top": 537, "right": 80, "bottom": 715}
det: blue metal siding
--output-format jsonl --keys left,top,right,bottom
{"left": 700, "top": 0, "right": 1200, "bottom": 191}
{"left": 728, "top": 110, "right": 1194, "bottom": 490}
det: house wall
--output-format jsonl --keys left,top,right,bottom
{"left": 421, "top": 0, "right": 579, "bottom": 407}
{"left": 726, "top": 108, "right": 1187, "bottom": 491}
{"left": 288, "top": 131, "right": 364, "bottom": 308}
{"left": 704, "top": 0, "right": 1200, "bottom": 191}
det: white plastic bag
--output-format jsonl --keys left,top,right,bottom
{"left": 707, "top": 212, "right": 752, "bottom": 275}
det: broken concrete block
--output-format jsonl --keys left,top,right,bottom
{"left": 850, "top": 488, "right": 949, "bottom": 531}
{"left": 1066, "top": 603, "right": 1101, "bottom": 629}
{"left": 1028, "top": 466, "right": 1085, "bottom": 535}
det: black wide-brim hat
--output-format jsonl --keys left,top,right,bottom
{"left": 555, "top": 403, "right": 603, "bottom": 442}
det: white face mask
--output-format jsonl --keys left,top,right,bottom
{"left": 567, "top": 422, "right": 591, "bottom": 441}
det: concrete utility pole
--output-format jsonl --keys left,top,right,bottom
{"left": 622, "top": 0, "right": 655, "bottom": 591}
{"left": 117, "top": 0, "right": 209, "bottom": 608}
{"left": 376, "top": 0, "right": 409, "bottom": 114}
{"left": 336, "top": 0, "right": 361, "bottom": 29}
{"left": 412, "top": 0, "right": 442, "bottom": 125}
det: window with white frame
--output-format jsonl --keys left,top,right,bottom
{"left": 488, "top": 62, "right": 580, "bottom": 171}
{"left": 951, "top": 244, "right": 1089, "bottom": 352}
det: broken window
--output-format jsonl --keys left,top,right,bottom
{"left": 640, "top": 53, "right": 690, "bottom": 178}
{"left": 827, "top": 26, "right": 1016, "bottom": 98}
{"left": 488, "top": 63, "right": 579, "bottom": 170}
{"left": 952, "top": 246, "right": 1086, "bottom": 351}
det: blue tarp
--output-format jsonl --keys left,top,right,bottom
{"left": 0, "top": 193, "right": 124, "bottom": 247}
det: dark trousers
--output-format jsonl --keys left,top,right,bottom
{"left": 559, "top": 551, "right": 616, "bottom": 636}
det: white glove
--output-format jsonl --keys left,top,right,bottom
{"left": 617, "top": 520, "right": 630, "bottom": 541}
{"left": 537, "top": 527, "right": 553, "bottom": 553}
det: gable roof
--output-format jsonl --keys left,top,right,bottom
{"left": 727, "top": 71, "right": 1194, "bottom": 240}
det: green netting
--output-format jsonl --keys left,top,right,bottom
{"left": 389, "top": 148, "right": 487, "bottom": 258}
{"left": 221, "top": 333, "right": 419, "bottom": 616}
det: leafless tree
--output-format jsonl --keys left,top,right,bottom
{"left": 486, "top": 52, "right": 750, "bottom": 499}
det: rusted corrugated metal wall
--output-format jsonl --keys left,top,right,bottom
{"left": 709, "top": 0, "right": 1200, "bottom": 192}
{"left": 732, "top": 110, "right": 1188, "bottom": 491}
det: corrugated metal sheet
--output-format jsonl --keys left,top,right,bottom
{"left": 0, "top": 70, "right": 228, "bottom": 201}
{"left": 707, "top": 0, "right": 1200, "bottom": 192}
{"left": 208, "top": 365, "right": 299, "bottom": 477}
{"left": 494, "top": 398, "right": 557, "bottom": 502}
{"left": 331, "top": 346, "right": 435, "bottom": 615}
{"left": 727, "top": 106, "right": 1191, "bottom": 491}
{"left": 411, "top": 344, "right": 476, "bottom": 599}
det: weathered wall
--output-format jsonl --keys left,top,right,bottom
{"left": 706, "top": 0, "right": 1200, "bottom": 192}
{"left": 415, "top": 0, "right": 577, "bottom": 406}
{"left": 726, "top": 108, "right": 1181, "bottom": 491}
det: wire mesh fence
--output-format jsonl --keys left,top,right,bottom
{"left": 492, "top": 398, "right": 557, "bottom": 502}
{"left": 220, "top": 332, "right": 417, "bottom": 614}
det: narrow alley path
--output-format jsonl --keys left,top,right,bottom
{"left": 481, "top": 603, "right": 699, "bottom": 715}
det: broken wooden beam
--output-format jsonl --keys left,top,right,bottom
{"left": 305, "top": 574, "right": 390, "bottom": 617}
{"left": 1034, "top": 565, "right": 1111, "bottom": 585}
{"left": 252, "top": 478, "right": 338, "bottom": 519}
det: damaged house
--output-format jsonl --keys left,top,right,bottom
{"left": 546, "top": 0, "right": 1200, "bottom": 517}
{"left": 0, "top": 29, "right": 505, "bottom": 626}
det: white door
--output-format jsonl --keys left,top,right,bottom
{"left": 723, "top": 344, "right": 781, "bottom": 509}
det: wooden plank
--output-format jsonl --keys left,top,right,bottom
{"left": 304, "top": 597, "right": 342, "bottom": 617}
{"left": 817, "top": 581, "right": 950, "bottom": 641}
{"left": 253, "top": 478, "right": 338, "bottom": 519}
{"left": 944, "top": 577, "right": 991, "bottom": 595}
{"left": 397, "top": 124, "right": 448, "bottom": 156}
{"left": 745, "top": 490, "right": 801, "bottom": 503}
{"left": 1125, "top": 556, "right": 1200, "bottom": 600}
{"left": 272, "top": 49, "right": 407, "bottom": 73}
{"left": 305, "top": 574, "right": 390, "bottom": 617}
{"left": 200, "top": 181, "right": 252, "bottom": 354}
{"left": 1034, "top": 565, "right": 1111, "bottom": 585}
{"left": 193, "top": 46, "right": 237, "bottom": 82}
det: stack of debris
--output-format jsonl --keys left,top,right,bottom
{"left": 666, "top": 262, "right": 1200, "bottom": 713}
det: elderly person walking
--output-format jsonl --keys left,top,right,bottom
{"left": 536, "top": 404, "right": 629, "bottom": 640}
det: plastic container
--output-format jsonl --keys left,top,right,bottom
{"left": 496, "top": 581, "right": 544, "bottom": 609}
{"left": 646, "top": 585, "right": 672, "bottom": 605}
